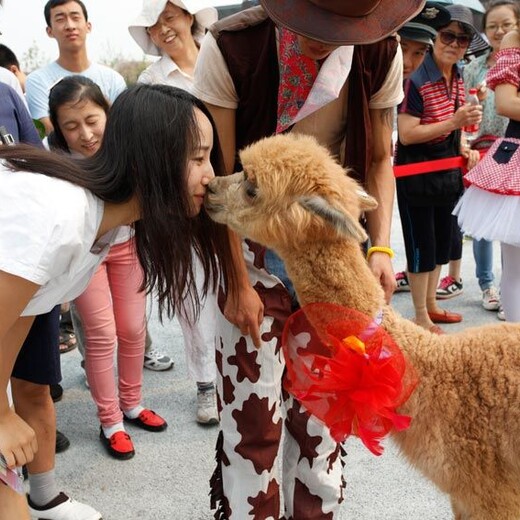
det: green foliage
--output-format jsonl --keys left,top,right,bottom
{"left": 32, "top": 119, "right": 46, "bottom": 140}
{"left": 22, "top": 42, "right": 50, "bottom": 74}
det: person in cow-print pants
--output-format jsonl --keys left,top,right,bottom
{"left": 211, "top": 242, "right": 346, "bottom": 519}
{"left": 193, "top": 0, "right": 425, "bottom": 517}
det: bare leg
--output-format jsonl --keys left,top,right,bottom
{"left": 448, "top": 259, "right": 462, "bottom": 283}
{"left": 0, "top": 484, "right": 30, "bottom": 519}
{"left": 409, "top": 269, "right": 437, "bottom": 330}
{"left": 11, "top": 379, "right": 55, "bottom": 477}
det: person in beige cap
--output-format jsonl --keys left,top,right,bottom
{"left": 129, "top": 0, "right": 217, "bottom": 87}
{"left": 192, "top": 0, "right": 425, "bottom": 518}
{"left": 129, "top": 0, "right": 221, "bottom": 426}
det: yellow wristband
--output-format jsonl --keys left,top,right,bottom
{"left": 366, "top": 246, "right": 394, "bottom": 261}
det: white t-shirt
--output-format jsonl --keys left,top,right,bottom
{"left": 137, "top": 53, "right": 194, "bottom": 92}
{"left": 0, "top": 163, "right": 117, "bottom": 316}
{"left": 26, "top": 61, "right": 126, "bottom": 120}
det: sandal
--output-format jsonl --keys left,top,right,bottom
{"left": 59, "top": 327, "right": 77, "bottom": 354}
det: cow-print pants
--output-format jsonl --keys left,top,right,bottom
{"left": 210, "top": 242, "right": 346, "bottom": 520}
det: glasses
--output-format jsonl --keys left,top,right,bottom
{"left": 485, "top": 22, "right": 517, "bottom": 33}
{"left": 438, "top": 31, "right": 471, "bottom": 48}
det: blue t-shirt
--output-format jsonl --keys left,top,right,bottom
{"left": 0, "top": 82, "right": 41, "bottom": 147}
{"left": 26, "top": 61, "right": 126, "bottom": 120}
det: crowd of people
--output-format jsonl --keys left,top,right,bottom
{"left": 0, "top": 0, "right": 519, "bottom": 518}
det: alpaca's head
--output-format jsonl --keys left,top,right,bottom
{"left": 205, "top": 133, "right": 378, "bottom": 251}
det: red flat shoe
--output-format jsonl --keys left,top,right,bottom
{"left": 99, "top": 429, "right": 135, "bottom": 460}
{"left": 124, "top": 409, "right": 168, "bottom": 432}
{"left": 428, "top": 310, "right": 462, "bottom": 324}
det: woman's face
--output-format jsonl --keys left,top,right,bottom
{"left": 56, "top": 98, "right": 107, "bottom": 157}
{"left": 434, "top": 21, "right": 471, "bottom": 67}
{"left": 187, "top": 108, "right": 214, "bottom": 216}
{"left": 147, "top": 2, "right": 194, "bottom": 56}
{"left": 485, "top": 5, "right": 518, "bottom": 52}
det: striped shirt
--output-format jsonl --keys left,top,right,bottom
{"left": 400, "top": 53, "right": 465, "bottom": 144}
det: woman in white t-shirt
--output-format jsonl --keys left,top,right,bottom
{"left": 49, "top": 75, "right": 165, "bottom": 460}
{"left": 0, "top": 83, "right": 235, "bottom": 519}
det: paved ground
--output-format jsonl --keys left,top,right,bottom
{"left": 49, "top": 204, "right": 503, "bottom": 520}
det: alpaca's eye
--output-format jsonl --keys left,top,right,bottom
{"left": 244, "top": 179, "right": 257, "bottom": 199}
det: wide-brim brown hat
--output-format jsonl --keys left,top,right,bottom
{"left": 259, "top": 0, "right": 427, "bottom": 45}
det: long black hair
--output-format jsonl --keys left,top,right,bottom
{"left": 48, "top": 75, "right": 110, "bottom": 153}
{"left": 0, "top": 84, "right": 235, "bottom": 318}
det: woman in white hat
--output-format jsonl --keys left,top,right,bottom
{"left": 129, "top": 0, "right": 217, "bottom": 88}
{"left": 129, "top": 0, "right": 221, "bottom": 426}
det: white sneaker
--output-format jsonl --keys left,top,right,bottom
{"left": 143, "top": 348, "right": 174, "bottom": 371}
{"left": 196, "top": 387, "right": 219, "bottom": 425}
{"left": 482, "top": 286, "right": 500, "bottom": 311}
{"left": 28, "top": 492, "right": 102, "bottom": 520}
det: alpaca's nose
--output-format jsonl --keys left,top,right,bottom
{"left": 207, "top": 179, "right": 217, "bottom": 194}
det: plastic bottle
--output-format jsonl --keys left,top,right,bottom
{"left": 463, "top": 88, "right": 480, "bottom": 143}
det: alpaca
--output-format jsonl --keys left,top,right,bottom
{"left": 205, "top": 133, "right": 520, "bottom": 520}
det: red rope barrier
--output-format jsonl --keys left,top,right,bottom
{"left": 393, "top": 150, "right": 486, "bottom": 178}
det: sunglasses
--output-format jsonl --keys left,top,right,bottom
{"left": 438, "top": 31, "right": 472, "bottom": 48}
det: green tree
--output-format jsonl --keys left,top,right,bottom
{"left": 21, "top": 41, "right": 49, "bottom": 73}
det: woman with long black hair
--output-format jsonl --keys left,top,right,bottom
{"left": 0, "top": 84, "right": 235, "bottom": 519}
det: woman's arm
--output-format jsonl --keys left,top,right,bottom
{"left": 398, "top": 104, "right": 482, "bottom": 146}
{"left": 0, "top": 270, "right": 40, "bottom": 468}
{"left": 495, "top": 83, "right": 520, "bottom": 120}
{"left": 494, "top": 31, "right": 520, "bottom": 120}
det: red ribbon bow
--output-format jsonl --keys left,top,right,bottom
{"left": 282, "top": 303, "right": 418, "bottom": 455}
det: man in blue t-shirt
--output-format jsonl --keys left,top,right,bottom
{"left": 26, "top": 0, "right": 126, "bottom": 135}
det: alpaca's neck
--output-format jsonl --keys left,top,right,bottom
{"left": 278, "top": 240, "right": 385, "bottom": 318}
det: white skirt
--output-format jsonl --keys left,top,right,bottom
{"left": 454, "top": 185, "right": 520, "bottom": 247}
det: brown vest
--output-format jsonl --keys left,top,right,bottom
{"left": 210, "top": 6, "right": 398, "bottom": 183}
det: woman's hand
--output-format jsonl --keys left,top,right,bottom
{"left": 461, "top": 147, "right": 481, "bottom": 170}
{"left": 452, "top": 103, "right": 483, "bottom": 129}
{"left": 0, "top": 407, "right": 37, "bottom": 469}
{"left": 224, "top": 284, "right": 264, "bottom": 348}
{"left": 476, "top": 81, "right": 488, "bottom": 102}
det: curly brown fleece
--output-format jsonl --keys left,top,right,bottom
{"left": 205, "top": 133, "right": 520, "bottom": 520}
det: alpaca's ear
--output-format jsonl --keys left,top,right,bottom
{"left": 298, "top": 196, "right": 368, "bottom": 242}
{"left": 356, "top": 188, "right": 378, "bottom": 211}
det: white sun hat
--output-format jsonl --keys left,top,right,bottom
{"left": 128, "top": 0, "right": 218, "bottom": 56}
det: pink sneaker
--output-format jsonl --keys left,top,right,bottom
{"left": 436, "top": 276, "right": 463, "bottom": 300}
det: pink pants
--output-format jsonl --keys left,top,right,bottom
{"left": 74, "top": 238, "right": 146, "bottom": 427}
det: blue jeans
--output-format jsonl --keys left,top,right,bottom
{"left": 473, "top": 238, "right": 494, "bottom": 290}
{"left": 264, "top": 249, "right": 299, "bottom": 309}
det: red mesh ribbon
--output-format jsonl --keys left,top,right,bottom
{"left": 282, "top": 303, "right": 418, "bottom": 455}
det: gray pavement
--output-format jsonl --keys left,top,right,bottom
{"left": 52, "top": 203, "right": 503, "bottom": 520}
